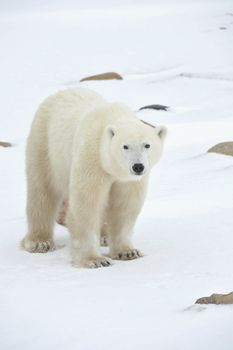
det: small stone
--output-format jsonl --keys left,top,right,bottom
{"left": 0, "top": 141, "right": 12, "bottom": 147}
{"left": 208, "top": 142, "right": 233, "bottom": 157}
{"left": 80, "top": 72, "right": 123, "bottom": 82}
{"left": 139, "top": 104, "right": 169, "bottom": 111}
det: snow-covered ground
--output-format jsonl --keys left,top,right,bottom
{"left": 1, "top": 1, "right": 233, "bottom": 349}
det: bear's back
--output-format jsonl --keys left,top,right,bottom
{"left": 41, "top": 88, "right": 106, "bottom": 195}
{"left": 44, "top": 88, "right": 106, "bottom": 123}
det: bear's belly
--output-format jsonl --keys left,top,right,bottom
{"left": 48, "top": 142, "right": 72, "bottom": 199}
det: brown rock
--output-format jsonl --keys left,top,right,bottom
{"left": 195, "top": 292, "right": 233, "bottom": 305}
{"left": 0, "top": 141, "right": 12, "bottom": 147}
{"left": 80, "top": 72, "right": 123, "bottom": 82}
{"left": 208, "top": 142, "right": 233, "bottom": 156}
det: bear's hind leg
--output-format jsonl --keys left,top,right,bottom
{"left": 56, "top": 200, "right": 68, "bottom": 226}
{"left": 21, "top": 145, "right": 59, "bottom": 253}
{"left": 100, "top": 222, "right": 109, "bottom": 247}
{"left": 22, "top": 183, "right": 59, "bottom": 253}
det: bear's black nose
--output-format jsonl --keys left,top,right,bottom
{"left": 132, "top": 163, "right": 144, "bottom": 174}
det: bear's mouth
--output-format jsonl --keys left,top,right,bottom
{"left": 130, "top": 169, "right": 145, "bottom": 177}
{"left": 132, "top": 171, "right": 144, "bottom": 176}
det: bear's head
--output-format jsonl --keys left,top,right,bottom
{"left": 101, "top": 119, "right": 167, "bottom": 182}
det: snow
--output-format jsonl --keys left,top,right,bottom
{"left": 1, "top": 1, "right": 233, "bottom": 349}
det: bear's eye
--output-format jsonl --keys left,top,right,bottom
{"left": 145, "top": 144, "right": 150, "bottom": 149}
{"left": 123, "top": 145, "right": 129, "bottom": 150}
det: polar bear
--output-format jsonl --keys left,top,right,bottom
{"left": 21, "top": 88, "right": 167, "bottom": 268}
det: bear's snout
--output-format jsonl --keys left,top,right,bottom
{"left": 132, "top": 163, "right": 144, "bottom": 175}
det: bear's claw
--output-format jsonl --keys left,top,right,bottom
{"left": 115, "top": 249, "right": 143, "bottom": 260}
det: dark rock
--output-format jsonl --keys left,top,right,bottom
{"left": 139, "top": 104, "right": 169, "bottom": 111}
{"left": 0, "top": 141, "right": 12, "bottom": 147}
{"left": 140, "top": 119, "right": 156, "bottom": 128}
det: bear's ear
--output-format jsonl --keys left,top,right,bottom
{"left": 106, "top": 125, "right": 116, "bottom": 139}
{"left": 155, "top": 126, "right": 167, "bottom": 141}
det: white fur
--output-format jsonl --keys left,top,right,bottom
{"left": 21, "top": 88, "right": 167, "bottom": 268}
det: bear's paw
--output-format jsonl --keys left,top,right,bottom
{"left": 21, "top": 237, "right": 55, "bottom": 253}
{"left": 72, "top": 256, "right": 113, "bottom": 269}
{"left": 114, "top": 249, "right": 143, "bottom": 260}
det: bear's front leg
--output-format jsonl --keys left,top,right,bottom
{"left": 67, "top": 171, "right": 113, "bottom": 268}
{"left": 107, "top": 178, "right": 148, "bottom": 260}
